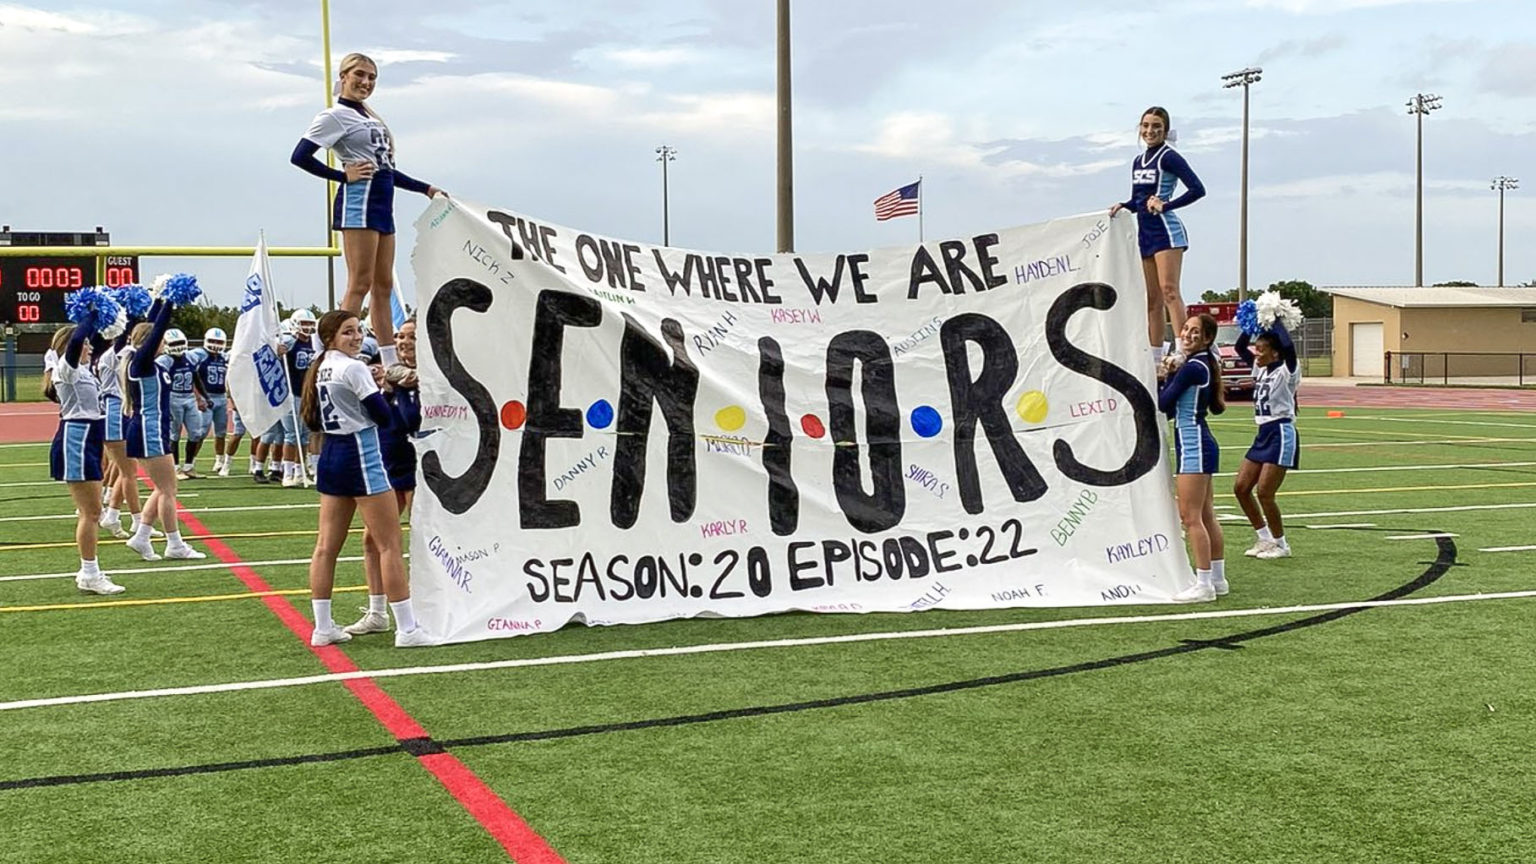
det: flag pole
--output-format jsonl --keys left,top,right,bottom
{"left": 917, "top": 175, "right": 924, "bottom": 244}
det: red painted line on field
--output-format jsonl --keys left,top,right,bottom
{"left": 174, "top": 504, "right": 565, "bottom": 864}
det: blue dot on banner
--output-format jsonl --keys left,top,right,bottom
{"left": 911, "top": 406, "right": 943, "bottom": 438}
{"left": 587, "top": 399, "right": 615, "bottom": 429}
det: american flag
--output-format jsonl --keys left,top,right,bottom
{"left": 874, "top": 181, "right": 921, "bottom": 221}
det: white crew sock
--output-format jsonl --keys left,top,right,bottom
{"left": 312, "top": 599, "right": 334, "bottom": 631}
{"left": 389, "top": 598, "right": 418, "bottom": 633}
{"left": 1211, "top": 559, "right": 1225, "bottom": 582}
{"left": 1276, "top": 535, "right": 1290, "bottom": 551}
{"left": 132, "top": 522, "right": 152, "bottom": 543}
{"left": 249, "top": 456, "right": 260, "bottom": 473}
{"left": 368, "top": 593, "right": 388, "bottom": 615}
{"left": 80, "top": 557, "right": 101, "bottom": 576}
{"left": 103, "top": 506, "right": 120, "bottom": 525}
{"left": 379, "top": 343, "right": 398, "bottom": 367}
{"left": 1196, "top": 568, "right": 1213, "bottom": 587}
{"left": 282, "top": 460, "right": 295, "bottom": 478}
{"left": 1256, "top": 526, "right": 1274, "bottom": 542}
{"left": 166, "top": 530, "right": 185, "bottom": 549}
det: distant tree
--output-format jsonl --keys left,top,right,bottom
{"left": 171, "top": 303, "right": 238, "bottom": 343}
{"left": 1432, "top": 280, "right": 1478, "bottom": 287}
{"left": 1264, "top": 279, "right": 1331, "bottom": 319}
{"left": 1200, "top": 288, "right": 1239, "bottom": 303}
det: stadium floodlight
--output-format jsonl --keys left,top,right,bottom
{"left": 1222, "top": 67, "right": 1263, "bottom": 302}
{"left": 1407, "top": 94, "right": 1444, "bottom": 286}
{"left": 655, "top": 145, "right": 677, "bottom": 247}
{"left": 1491, "top": 176, "right": 1519, "bottom": 287}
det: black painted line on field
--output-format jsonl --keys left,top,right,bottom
{"left": 0, "top": 534, "right": 1456, "bottom": 792}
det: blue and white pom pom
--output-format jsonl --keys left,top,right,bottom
{"left": 110, "top": 283, "right": 153, "bottom": 319}
{"left": 162, "top": 272, "right": 202, "bottom": 307}
{"left": 1253, "top": 290, "right": 1303, "bottom": 331}
{"left": 1235, "top": 299, "right": 1262, "bottom": 337}
{"left": 150, "top": 273, "right": 171, "bottom": 298}
{"left": 100, "top": 306, "right": 128, "bottom": 341}
{"left": 65, "top": 286, "right": 124, "bottom": 337}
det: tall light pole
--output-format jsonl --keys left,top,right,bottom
{"left": 1492, "top": 176, "right": 1519, "bottom": 287}
{"left": 656, "top": 145, "right": 677, "bottom": 246}
{"left": 1407, "top": 93, "right": 1443, "bottom": 286}
{"left": 1222, "top": 66, "right": 1262, "bottom": 302}
{"left": 776, "top": 0, "right": 794, "bottom": 253}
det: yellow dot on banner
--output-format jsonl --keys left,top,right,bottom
{"left": 715, "top": 405, "right": 747, "bottom": 432}
{"left": 1017, "top": 390, "right": 1049, "bottom": 424}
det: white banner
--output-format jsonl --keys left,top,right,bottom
{"left": 227, "top": 234, "right": 291, "bottom": 435}
{"left": 408, "top": 199, "right": 1192, "bottom": 644}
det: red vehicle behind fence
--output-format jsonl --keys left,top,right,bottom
{"left": 1185, "top": 301, "right": 1253, "bottom": 399}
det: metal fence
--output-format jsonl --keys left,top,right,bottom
{"left": 1386, "top": 352, "right": 1536, "bottom": 387}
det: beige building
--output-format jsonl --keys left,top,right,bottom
{"left": 1323, "top": 286, "right": 1536, "bottom": 382}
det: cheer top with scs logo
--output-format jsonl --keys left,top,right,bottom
{"left": 1121, "top": 144, "right": 1205, "bottom": 258}
{"left": 292, "top": 100, "right": 433, "bottom": 235}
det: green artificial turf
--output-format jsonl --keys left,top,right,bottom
{"left": 1, "top": 405, "right": 1534, "bottom": 863}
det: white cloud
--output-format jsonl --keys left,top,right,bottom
{"left": 1246, "top": 0, "right": 1472, "bottom": 11}
{"left": 367, "top": 49, "right": 457, "bottom": 65}
{"left": 602, "top": 47, "right": 697, "bottom": 69}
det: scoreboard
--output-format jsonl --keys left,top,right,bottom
{"left": 0, "top": 227, "right": 139, "bottom": 325}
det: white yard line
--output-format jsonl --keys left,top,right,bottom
{"left": 1478, "top": 545, "right": 1536, "bottom": 553}
{"left": 1385, "top": 533, "right": 1460, "bottom": 540}
{"left": 1281, "top": 502, "right": 1536, "bottom": 519}
{"left": 1304, "top": 523, "right": 1378, "bottom": 529}
{"left": 1215, "top": 461, "right": 1536, "bottom": 478}
{"left": 0, "top": 502, "right": 316, "bottom": 524}
{"left": 0, "top": 554, "right": 409, "bottom": 584}
{"left": 3, "top": 589, "right": 1534, "bottom": 713}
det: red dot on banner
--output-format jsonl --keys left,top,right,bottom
{"left": 800, "top": 414, "right": 825, "bottom": 439}
{"left": 501, "top": 401, "right": 527, "bottom": 430}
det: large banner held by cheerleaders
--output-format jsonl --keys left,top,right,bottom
{"left": 407, "top": 198, "right": 1191, "bottom": 644}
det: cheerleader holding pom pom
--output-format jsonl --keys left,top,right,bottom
{"left": 51, "top": 287, "right": 125, "bottom": 593}
{"left": 1232, "top": 293, "right": 1304, "bottom": 560}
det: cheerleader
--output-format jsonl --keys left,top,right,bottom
{"left": 47, "top": 322, "right": 122, "bottom": 594}
{"left": 290, "top": 52, "right": 444, "bottom": 370}
{"left": 95, "top": 321, "right": 139, "bottom": 538}
{"left": 343, "top": 317, "right": 421, "bottom": 636}
{"left": 301, "top": 309, "right": 430, "bottom": 647}
{"left": 1158, "top": 313, "right": 1227, "bottom": 603}
{"left": 123, "top": 298, "right": 205, "bottom": 561}
{"left": 1109, "top": 106, "right": 1206, "bottom": 363}
{"left": 1233, "top": 320, "right": 1301, "bottom": 559}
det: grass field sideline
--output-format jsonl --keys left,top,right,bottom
{"left": 2, "top": 404, "right": 1534, "bottom": 863}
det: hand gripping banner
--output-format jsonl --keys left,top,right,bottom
{"left": 408, "top": 199, "right": 1192, "bottom": 643}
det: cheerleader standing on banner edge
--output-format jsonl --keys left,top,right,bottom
{"left": 290, "top": 52, "right": 445, "bottom": 370}
{"left": 1109, "top": 106, "right": 1205, "bottom": 365}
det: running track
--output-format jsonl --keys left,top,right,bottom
{"left": 6, "top": 383, "right": 1534, "bottom": 444}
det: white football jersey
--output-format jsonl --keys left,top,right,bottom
{"left": 314, "top": 350, "right": 382, "bottom": 435}
{"left": 304, "top": 104, "right": 394, "bottom": 170}
{"left": 1252, "top": 360, "right": 1300, "bottom": 424}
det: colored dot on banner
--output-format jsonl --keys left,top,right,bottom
{"left": 587, "top": 399, "right": 615, "bottom": 429}
{"left": 801, "top": 414, "right": 826, "bottom": 439}
{"left": 1017, "top": 390, "right": 1050, "bottom": 424}
{"left": 911, "top": 406, "right": 943, "bottom": 438}
{"left": 715, "top": 405, "right": 747, "bottom": 432}
{"left": 500, "top": 401, "right": 526, "bottom": 430}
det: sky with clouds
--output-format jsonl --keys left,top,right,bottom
{"left": 2, "top": 0, "right": 1534, "bottom": 308}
